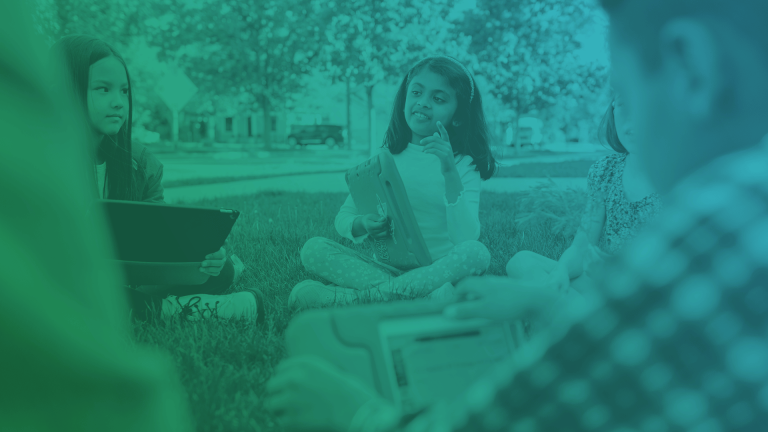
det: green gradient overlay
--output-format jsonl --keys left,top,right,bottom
{"left": 9, "top": 0, "right": 766, "bottom": 430}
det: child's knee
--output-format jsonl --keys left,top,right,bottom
{"left": 506, "top": 250, "right": 536, "bottom": 277}
{"left": 457, "top": 240, "right": 490, "bottom": 273}
{"left": 300, "top": 237, "right": 331, "bottom": 269}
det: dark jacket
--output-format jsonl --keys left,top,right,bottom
{"left": 128, "top": 143, "right": 228, "bottom": 251}
{"left": 131, "top": 143, "right": 164, "bottom": 203}
{"left": 128, "top": 144, "right": 234, "bottom": 293}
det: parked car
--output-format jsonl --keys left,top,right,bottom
{"left": 509, "top": 126, "right": 535, "bottom": 147}
{"left": 286, "top": 124, "right": 346, "bottom": 148}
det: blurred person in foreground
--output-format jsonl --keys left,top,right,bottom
{"left": 266, "top": 0, "right": 768, "bottom": 430}
{"left": 0, "top": 1, "right": 192, "bottom": 431}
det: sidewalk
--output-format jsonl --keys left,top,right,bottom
{"left": 161, "top": 160, "right": 357, "bottom": 185}
{"left": 158, "top": 152, "right": 368, "bottom": 185}
{"left": 164, "top": 173, "right": 586, "bottom": 204}
{"left": 158, "top": 149, "right": 603, "bottom": 187}
{"left": 498, "top": 151, "right": 608, "bottom": 166}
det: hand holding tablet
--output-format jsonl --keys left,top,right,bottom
{"left": 356, "top": 214, "right": 391, "bottom": 240}
{"left": 98, "top": 200, "right": 240, "bottom": 286}
{"left": 445, "top": 276, "right": 561, "bottom": 322}
{"left": 200, "top": 246, "right": 227, "bottom": 276}
{"left": 345, "top": 150, "right": 432, "bottom": 269}
{"left": 284, "top": 300, "right": 521, "bottom": 416}
{"left": 265, "top": 355, "right": 391, "bottom": 432}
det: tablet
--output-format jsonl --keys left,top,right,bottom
{"left": 285, "top": 300, "right": 522, "bottom": 415}
{"left": 97, "top": 200, "right": 240, "bottom": 286}
{"left": 345, "top": 150, "right": 432, "bottom": 270}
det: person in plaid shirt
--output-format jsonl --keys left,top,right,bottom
{"left": 266, "top": 0, "right": 768, "bottom": 431}
{"left": 406, "top": 0, "right": 768, "bottom": 430}
{"left": 418, "top": 136, "right": 768, "bottom": 432}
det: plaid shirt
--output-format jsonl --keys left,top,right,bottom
{"left": 402, "top": 136, "right": 768, "bottom": 432}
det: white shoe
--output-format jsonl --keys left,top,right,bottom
{"left": 289, "top": 280, "right": 364, "bottom": 310}
{"left": 162, "top": 289, "right": 265, "bottom": 323}
{"left": 425, "top": 282, "right": 456, "bottom": 301}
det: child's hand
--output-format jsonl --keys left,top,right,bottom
{"left": 586, "top": 191, "right": 607, "bottom": 246}
{"left": 200, "top": 246, "right": 226, "bottom": 276}
{"left": 361, "top": 214, "right": 390, "bottom": 239}
{"left": 444, "top": 276, "right": 558, "bottom": 322}
{"left": 421, "top": 121, "right": 457, "bottom": 174}
{"left": 545, "top": 263, "right": 571, "bottom": 294}
{"left": 265, "top": 355, "right": 383, "bottom": 432}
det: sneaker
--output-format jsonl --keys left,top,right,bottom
{"left": 288, "top": 280, "right": 361, "bottom": 310}
{"left": 162, "top": 289, "right": 265, "bottom": 324}
{"left": 231, "top": 254, "right": 245, "bottom": 284}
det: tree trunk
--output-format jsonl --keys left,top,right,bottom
{"left": 366, "top": 85, "right": 375, "bottom": 157}
{"left": 261, "top": 95, "right": 272, "bottom": 150}
{"left": 515, "top": 113, "right": 521, "bottom": 155}
{"left": 171, "top": 110, "right": 179, "bottom": 143}
{"left": 512, "top": 94, "right": 520, "bottom": 155}
{"left": 346, "top": 79, "right": 352, "bottom": 150}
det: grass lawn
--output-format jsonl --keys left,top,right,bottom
{"left": 133, "top": 187, "right": 587, "bottom": 431}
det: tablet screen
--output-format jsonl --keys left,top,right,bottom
{"left": 99, "top": 200, "right": 239, "bottom": 262}
{"left": 379, "top": 316, "right": 518, "bottom": 414}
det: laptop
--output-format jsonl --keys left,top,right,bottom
{"left": 345, "top": 149, "right": 432, "bottom": 270}
{"left": 285, "top": 300, "right": 522, "bottom": 415}
{"left": 97, "top": 200, "right": 240, "bottom": 286}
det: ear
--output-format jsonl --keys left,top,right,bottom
{"left": 658, "top": 19, "right": 724, "bottom": 120}
{"left": 451, "top": 119, "right": 461, "bottom": 127}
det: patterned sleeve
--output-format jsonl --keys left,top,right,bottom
{"left": 579, "top": 159, "right": 605, "bottom": 232}
{"left": 578, "top": 155, "right": 614, "bottom": 234}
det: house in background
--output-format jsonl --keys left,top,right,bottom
{"left": 169, "top": 73, "right": 402, "bottom": 149}
{"left": 178, "top": 95, "right": 288, "bottom": 144}
{"left": 505, "top": 116, "right": 544, "bottom": 148}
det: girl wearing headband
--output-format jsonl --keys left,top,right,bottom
{"left": 291, "top": 56, "right": 497, "bottom": 308}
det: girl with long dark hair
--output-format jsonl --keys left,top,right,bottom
{"left": 51, "top": 35, "right": 263, "bottom": 322}
{"left": 291, "top": 56, "right": 497, "bottom": 309}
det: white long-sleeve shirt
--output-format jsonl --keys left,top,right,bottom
{"left": 335, "top": 145, "right": 482, "bottom": 261}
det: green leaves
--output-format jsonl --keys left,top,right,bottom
{"left": 462, "top": 0, "right": 606, "bottom": 116}
{"left": 36, "top": 0, "right": 611, "bottom": 147}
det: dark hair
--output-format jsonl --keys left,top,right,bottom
{"left": 601, "top": 0, "right": 768, "bottom": 69}
{"left": 383, "top": 56, "right": 497, "bottom": 180}
{"left": 51, "top": 34, "right": 136, "bottom": 201}
{"left": 597, "top": 98, "right": 628, "bottom": 153}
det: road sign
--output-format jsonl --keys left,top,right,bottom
{"left": 155, "top": 69, "right": 198, "bottom": 113}
{"left": 155, "top": 69, "right": 198, "bottom": 142}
